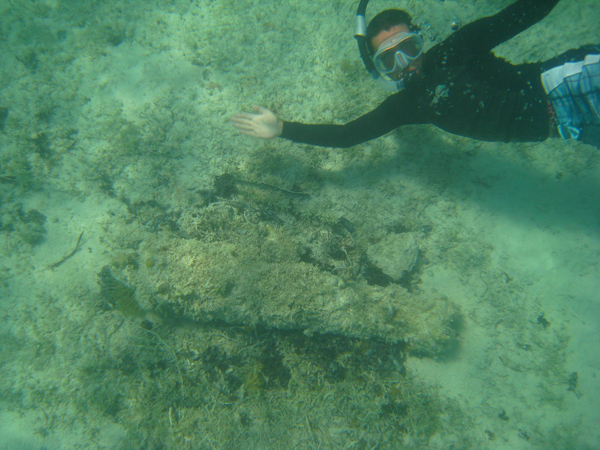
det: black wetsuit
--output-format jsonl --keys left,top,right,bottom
{"left": 281, "top": 0, "right": 562, "bottom": 147}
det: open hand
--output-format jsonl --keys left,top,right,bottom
{"left": 231, "top": 105, "right": 283, "bottom": 139}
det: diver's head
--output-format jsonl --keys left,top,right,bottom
{"left": 367, "top": 10, "right": 424, "bottom": 82}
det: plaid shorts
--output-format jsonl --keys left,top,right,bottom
{"left": 541, "top": 53, "right": 600, "bottom": 140}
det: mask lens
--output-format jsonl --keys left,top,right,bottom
{"left": 397, "top": 37, "right": 421, "bottom": 57}
{"left": 378, "top": 48, "right": 399, "bottom": 72}
{"left": 374, "top": 32, "right": 423, "bottom": 74}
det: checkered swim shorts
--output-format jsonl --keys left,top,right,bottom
{"left": 541, "top": 53, "right": 600, "bottom": 141}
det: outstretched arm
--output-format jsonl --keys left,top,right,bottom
{"left": 279, "top": 101, "right": 404, "bottom": 149}
{"left": 440, "top": 0, "right": 561, "bottom": 58}
{"left": 232, "top": 91, "right": 416, "bottom": 149}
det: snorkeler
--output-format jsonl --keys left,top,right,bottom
{"left": 231, "top": 0, "right": 600, "bottom": 150}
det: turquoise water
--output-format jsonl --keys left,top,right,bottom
{"left": 1, "top": 0, "right": 599, "bottom": 449}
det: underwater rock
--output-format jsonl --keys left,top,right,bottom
{"left": 151, "top": 223, "right": 458, "bottom": 356}
{"left": 367, "top": 232, "right": 419, "bottom": 281}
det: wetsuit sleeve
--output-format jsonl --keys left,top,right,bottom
{"left": 442, "top": 0, "right": 560, "bottom": 58}
{"left": 280, "top": 93, "right": 411, "bottom": 148}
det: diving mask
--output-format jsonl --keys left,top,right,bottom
{"left": 373, "top": 31, "right": 424, "bottom": 77}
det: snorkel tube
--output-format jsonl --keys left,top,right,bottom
{"left": 355, "top": 0, "right": 406, "bottom": 91}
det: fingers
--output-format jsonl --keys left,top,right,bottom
{"left": 231, "top": 107, "right": 266, "bottom": 127}
{"left": 231, "top": 119, "right": 254, "bottom": 133}
{"left": 231, "top": 113, "right": 253, "bottom": 125}
{"left": 231, "top": 114, "right": 259, "bottom": 137}
{"left": 237, "top": 129, "right": 256, "bottom": 137}
{"left": 232, "top": 112, "right": 256, "bottom": 122}
{"left": 231, "top": 106, "right": 274, "bottom": 139}
{"left": 232, "top": 106, "right": 269, "bottom": 123}
{"left": 232, "top": 123, "right": 254, "bottom": 133}
{"left": 252, "top": 104, "right": 268, "bottom": 114}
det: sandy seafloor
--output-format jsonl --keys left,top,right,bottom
{"left": 1, "top": 0, "right": 600, "bottom": 449}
